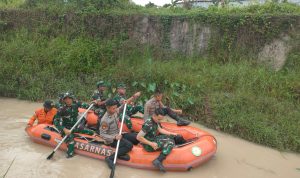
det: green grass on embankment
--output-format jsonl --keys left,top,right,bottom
{"left": 0, "top": 29, "right": 299, "bottom": 152}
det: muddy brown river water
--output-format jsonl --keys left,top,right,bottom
{"left": 0, "top": 98, "right": 299, "bottom": 178}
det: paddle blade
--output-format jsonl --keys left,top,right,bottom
{"left": 47, "top": 151, "right": 55, "bottom": 160}
{"left": 109, "top": 165, "right": 115, "bottom": 178}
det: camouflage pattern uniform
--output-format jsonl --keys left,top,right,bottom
{"left": 114, "top": 93, "right": 144, "bottom": 116}
{"left": 91, "top": 89, "right": 107, "bottom": 118}
{"left": 54, "top": 99, "right": 94, "bottom": 157}
{"left": 141, "top": 117, "right": 175, "bottom": 156}
{"left": 113, "top": 89, "right": 144, "bottom": 130}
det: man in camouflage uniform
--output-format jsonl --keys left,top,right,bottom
{"left": 91, "top": 81, "right": 108, "bottom": 119}
{"left": 98, "top": 99, "right": 138, "bottom": 169}
{"left": 113, "top": 83, "right": 143, "bottom": 130}
{"left": 144, "top": 90, "right": 190, "bottom": 126}
{"left": 54, "top": 92, "right": 95, "bottom": 158}
{"left": 137, "top": 108, "right": 181, "bottom": 172}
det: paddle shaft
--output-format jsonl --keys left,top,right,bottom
{"left": 113, "top": 103, "right": 127, "bottom": 164}
{"left": 52, "top": 104, "right": 94, "bottom": 153}
{"left": 109, "top": 103, "right": 127, "bottom": 178}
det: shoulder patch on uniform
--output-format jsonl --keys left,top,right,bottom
{"left": 101, "top": 122, "right": 108, "bottom": 130}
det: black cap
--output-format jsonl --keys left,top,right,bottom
{"left": 43, "top": 100, "right": 54, "bottom": 109}
{"left": 105, "top": 99, "right": 118, "bottom": 107}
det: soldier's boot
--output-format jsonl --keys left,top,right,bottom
{"left": 176, "top": 119, "right": 190, "bottom": 126}
{"left": 165, "top": 108, "right": 190, "bottom": 126}
{"left": 66, "top": 141, "right": 75, "bottom": 158}
{"left": 152, "top": 153, "right": 166, "bottom": 173}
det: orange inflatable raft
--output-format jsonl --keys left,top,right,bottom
{"left": 26, "top": 111, "right": 217, "bottom": 171}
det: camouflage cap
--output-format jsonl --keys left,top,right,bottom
{"left": 117, "top": 83, "right": 126, "bottom": 89}
{"left": 62, "top": 92, "right": 74, "bottom": 100}
{"left": 96, "top": 81, "right": 106, "bottom": 88}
